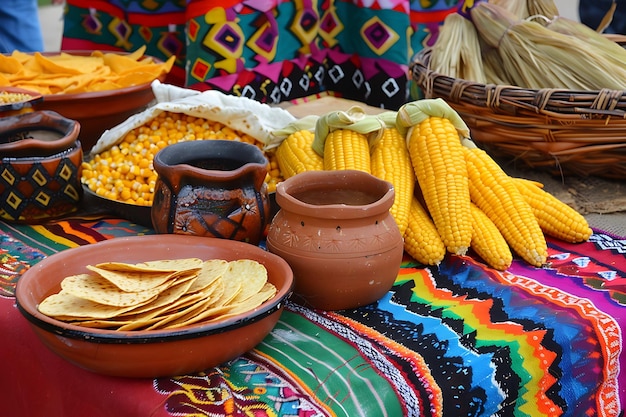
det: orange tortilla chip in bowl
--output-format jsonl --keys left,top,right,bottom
{"left": 0, "top": 48, "right": 175, "bottom": 153}
{"left": 15, "top": 234, "right": 293, "bottom": 378}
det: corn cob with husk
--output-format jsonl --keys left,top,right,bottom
{"left": 312, "top": 106, "right": 383, "bottom": 174}
{"left": 462, "top": 138, "right": 548, "bottom": 267}
{"left": 273, "top": 116, "right": 323, "bottom": 179}
{"left": 470, "top": 202, "right": 513, "bottom": 271}
{"left": 512, "top": 177, "right": 593, "bottom": 243}
{"left": 403, "top": 195, "right": 447, "bottom": 266}
{"left": 470, "top": 1, "right": 626, "bottom": 90}
{"left": 396, "top": 98, "right": 472, "bottom": 256}
{"left": 369, "top": 111, "right": 415, "bottom": 235}
{"left": 429, "top": 12, "right": 486, "bottom": 83}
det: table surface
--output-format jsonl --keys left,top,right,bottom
{"left": 2, "top": 197, "right": 626, "bottom": 417}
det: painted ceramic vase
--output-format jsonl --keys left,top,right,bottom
{"left": 0, "top": 110, "right": 82, "bottom": 223}
{"left": 151, "top": 140, "right": 271, "bottom": 245}
{"left": 266, "top": 169, "right": 404, "bottom": 310}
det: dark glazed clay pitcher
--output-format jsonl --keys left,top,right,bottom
{"left": 266, "top": 170, "right": 404, "bottom": 310}
{"left": 151, "top": 140, "right": 271, "bottom": 245}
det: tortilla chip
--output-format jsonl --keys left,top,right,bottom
{"left": 95, "top": 257, "right": 204, "bottom": 273}
{"left": 38, "top": 290, "right": 151, "bottom": 319}
{"left": 225, "top": 259, "right": 268, "bottom": 304}
{"left": 186, "top": 259, "right": 229, "bottom": 293}
{"left": 60, "top": 273, "right": 172, "bottom": 307}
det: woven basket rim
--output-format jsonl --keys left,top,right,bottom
{"left": 410, "top": 47, "right": 626, "bottom": 179}
{"left": 411, "top": 47, "right": 626, "bottom": 119}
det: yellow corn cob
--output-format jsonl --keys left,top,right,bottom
{"left": 403, "top": 195, "right": 447, "bottom": 266}
{"left": 397, "top": 99, "right": 472, "bottom": 255}
{"left": 370, "top": 114, "right": 415, "bottom": 235}
{"left": 323, "top": 129, "right": 371, "bottom": 173}
{"left": 462, "top": 139, "right": 547, "bottom": 267}
{"left": 513, "top": 177, "right": 592, "bottom": 243}
{"left": 311, "top": 107, "right": 383, "bottom": 174}
{"left": 470, "top": 203, "right": 513, "bottom": 271}
{"left": 275, "top": 130, "right": 323, "bottom": 179}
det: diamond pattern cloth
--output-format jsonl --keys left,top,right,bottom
{"left": 60, "top": 0, "right": 467, "bottom": 109}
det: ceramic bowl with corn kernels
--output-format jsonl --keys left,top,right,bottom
{"left": 81, "top": 110, "right": 283, "bottom": 227}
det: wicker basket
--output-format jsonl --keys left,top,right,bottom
{"left": 410, "top": 47, "right": 626, "bottom": 179}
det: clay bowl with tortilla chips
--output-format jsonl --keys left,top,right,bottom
{"left": 0, "top": 48, "right": 175, "bottom": 153}
{"left": 15, "top": 234, "right": 293, "bottom": 378}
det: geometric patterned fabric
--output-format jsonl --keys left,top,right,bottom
{"left": 61, "top": 0, "right": 467, "bottom": 109}
{"left": 2, "top": 216, "right": 626, "bottom": 416}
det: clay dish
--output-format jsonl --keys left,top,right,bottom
{"left": 15, "top": 234, "right": 293, "bottom": 378}
{"left": 30, "top": 51, "right": 166, "bottom": 153}
{"left": 0, "top": 86, "right": 43, "bottom": 116}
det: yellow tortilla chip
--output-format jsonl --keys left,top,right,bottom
{"left": 85, "top": 265, "right": 179, "bottom": 292}
{"left": 38, "top": 290, "right": 150, "bottom": 319}
{"left": 38, "top": 257, "right": 276, "bottom": 331}
{"left": 60, "top": 273, "right": 172, "bottom": 307}
{"left": 225, "top": 259, "right": 268, "bottom": 304}
{"left": 186, "top": 259, "right": 229, "bottom": 293}
{"left": 95, "top": 257, "right": 204, "bottom": 273}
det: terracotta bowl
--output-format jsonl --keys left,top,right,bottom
{"left": 29, "top": 51, "right": 166, "bottom": 154}
{"left": 15, "top": 234, "right": 293, "bottom": 378}
{"left": 0, "top": 110, "right": 83, "bottom": 222}
{"left": 0, "top": 86, "right": 43, "bottom": 117}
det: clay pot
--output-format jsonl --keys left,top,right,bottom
{"left": 151, "top": 140, "right": 271, "bottom": 245}
{"left": 0, "top": 110, "right": 82, "bottom": 223}
{"left": 266, "top": 170, "right": 404, "bottom": 310}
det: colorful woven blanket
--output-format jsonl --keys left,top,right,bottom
{"left": 1, "top": 215, "right": 625, "bottom": 417}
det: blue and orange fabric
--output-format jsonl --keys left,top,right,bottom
{"left": 60, "top": 0, "right": 469, "bottom": 109}
{"left": 2, "top": 212, "right": 626, "bottom": 416}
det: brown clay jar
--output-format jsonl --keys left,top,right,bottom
{"left": 151, "top": 140, "right": 271, "bottom": 245}
{"left": 266, "top": 169, "right": 404, "bottom": 311}
{"left": 0, "top": 110, "right": 82, "bottom": 223}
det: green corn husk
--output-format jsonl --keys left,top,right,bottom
{"left": 471, "top": 2, "right": 626, "bottom": 90}
{"left": 311, "top": 106, "right": 384, "bottom": 157}
{"left": 429, "top": 12, "right": 486, "bottom": 82}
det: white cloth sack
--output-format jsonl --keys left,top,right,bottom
{"left": 89, "top": 80, "right": 297, "bottom": 156}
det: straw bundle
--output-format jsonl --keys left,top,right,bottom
{"left": 488, "top": 0, "right": 558, "bottom": 19}
{"left": 527, "top": 0, "right": 559, "bottom": 18}
{"left": 470, "top": 2, "right": 626, "bottom": 90}
{"left": 429, "top": 13, "right": 486, "bottom": 83}
{"left": 546, "top": 16, "right": 626, "bottom": 68}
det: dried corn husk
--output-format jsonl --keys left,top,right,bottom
{"left": 546, "top": 15, "right": 626, "bottom": 67}
{"left": 471, "top": 2, "right": 626, "bottom": 90}
{"left": 487, "top": 0, "right": 559, "bottom": 19}
{"left": 526, "top": 0, "right": 559, "bottom": 18}
{"left": 479, "top": 40, "right": 510, "bottom": 85}
{"left": 429, "top": 12, "right": 486, "bottom": 83}
{"left": 488, "top": 0, "right": 528, "bottom": 18}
